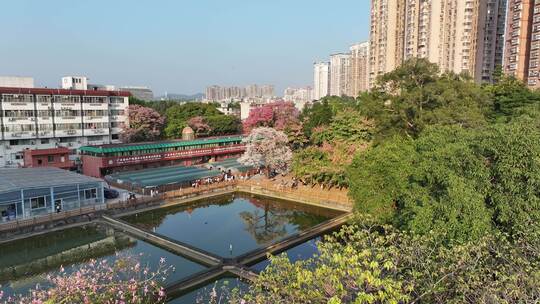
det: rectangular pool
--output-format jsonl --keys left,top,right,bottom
{"left": 122, "top": 194, "right": 342, "bottom": 258}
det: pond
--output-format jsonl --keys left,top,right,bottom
{"left": 0, "top": 194, "right": 343, "bottom": 300}
{"left": 0, "top": 225, "right": 206, "bottom": 298}
{"left": 167, "top": 276, "right": 248, "bottom": 304}
{"left": 122, "top": 194, "right": 342, "bottom": 258}
{"left": 250, "top": 236, "right": 321, "bottom": 272}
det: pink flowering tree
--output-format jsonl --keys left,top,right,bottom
{"left": 243, "top": 101, "right": 299, "bottom": 133}
{"left": 122, "top": 105, "right": 165, "bottom": 143}
{"left": 188, "top": 116, "right": 211, "bottom": 136}
{"left": 0, "top": 255, "right": 173, "bottom": 304}
{"left": 239, "top": 127, "right": 293, "bottom": 174}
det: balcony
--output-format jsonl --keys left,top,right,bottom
{"left": 37, "top": 130, "right": 54, "bottom": 138}
{"left": 85, "top": 128, "right": 110, "bottom": 135}
{"left": 83, "top": 116, "right": 110, "bottom": 123}
{"left": 3, "top": 131, "right": 37, "bottom": 140}
{"left": 55, "top": 129, "right": 83, "bottom": 137}
{"left": 2, "top": 101, "right": 34, "bottom": 110}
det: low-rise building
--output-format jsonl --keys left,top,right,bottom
{"left": 23, "top": 147, "right": 75, "bottom": 170}
{"left": 0, "top": 167, "right": 105, "bottom": 222}
{"left": 79, "top": 135, "right": 245, "bottom": 177}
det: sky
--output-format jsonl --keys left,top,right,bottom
{"left": 0, "top": 0, "right": 370, "bottom": 96}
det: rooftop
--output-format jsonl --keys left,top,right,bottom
{"left": 79, "top": 136, "right": 243, "bottom": 154}
{"left": 24, "top": 147, "right": 71, "bottom": 156}
{"left": 0, "top": 87, "right": 130, "bottom": 97}
{"left": 0, "top": 167, "right": 103, "bottom": 194}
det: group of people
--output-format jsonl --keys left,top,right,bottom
{"left": 191, "top": 171, "right": 236, "bottom": 188}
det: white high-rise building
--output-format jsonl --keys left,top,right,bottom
{"left": 329, "top": 53, "right": 351, "bottom": 96}
{"left": 313, "top": 62, "right": 330, "bottom": 100}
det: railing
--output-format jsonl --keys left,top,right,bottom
{"left": 0, "top": 205, "right": 106, "bottom": 233}
{"left": 162, "top": 180, "right": 237, "bottom": 199}
{"left": 105, "top": 195, "right": 163, "bottom": 211}
{"left": 236, "top": 179, "right": 352, "bottom": 211}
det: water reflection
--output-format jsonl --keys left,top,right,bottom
{"left": 123, "top": 194, "right": 341, "bottom": 257}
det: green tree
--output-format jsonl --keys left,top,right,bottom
{"left": 205, "top": 115, "right": 242, "bottom": 136}
{"left": 164, "top": 103, "right": 222, "bottom": 138}
{"left": 311, "top": 111, "right": 374, "bottom": 146}
{"left": 300, "top": 96, "right": 357, "bottom": 138}
{"left": 227, "top": 220, "right": 540, "bottom": 304}
{"left": 484, "top": 75, "right": 540, "bottom": 122}
{"left": 361, "top": 58, "right": 488, "bottom": 140}
{"left": 348, "top": 121, "right": 540, "bottom": 242}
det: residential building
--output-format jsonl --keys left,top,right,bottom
{"left": 349, "top": 41, "right": 370, "bottom": 96}
{"left": 61, "top": 76, "right": 88, "bottom": 90}
{"left": 23, "top": 147, "right": 75, "bottom": 170}
{"left": 503, "top": 0, "right": 540, "bottom": 88}
{"left": 369, "top": 0, "right": 507, "bottom": 86}
{"left": 260, "top": 85, "right": 275, "bottom": 97}
{"left": 0, "top": 167, "right": 104, "bottom": 221}
{"left": 283, "top": 86, "right": 313, "bottom": 111}
{"left": 0, "top": 76, "right": 34, "bottom": 88}
{"left": 369, "top": 0, "right": 403, "bottom": 87}
{"left": 330, "top": 53, "right": 351, "bottom": 96}
{"left": 313, "top": 62, "right": 330, "bottom": 100}
{"left": 205, "top": 84, "right": 274, "bottom": 101}
{"left": 0, "top": 87, "right": 129, "bottom": 168}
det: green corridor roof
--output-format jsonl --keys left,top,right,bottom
{"left": 79, "top": 136, "right": 243, "bottom": 154}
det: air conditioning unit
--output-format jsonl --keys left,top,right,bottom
{"left": 8, "top": 118, "right": 16, "bottom": 122}
{"left": 6, "top": 161, "right": 12, "bottom": 165}
{"left": 68, "top": 143, "right": 73, "bottom": 147}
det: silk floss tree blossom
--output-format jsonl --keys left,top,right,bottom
{"left": 239, "top": 127, "right": 293, "bottom": 174}
{"left": 243, "top": 101, "right": 299, "bottom": 133}
{"left": 122, "top": 105, "right": 165, "bottom": 143}
{"left": 0, "top": 254, "right": 173, "bottom": 304}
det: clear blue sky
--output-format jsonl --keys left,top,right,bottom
{"left": 0, "top": 0, "right": 370, "bottom": 96}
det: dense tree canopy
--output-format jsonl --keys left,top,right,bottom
{"left": 347, "top": 119, "right": 540, "bottom": 242}
{"left": 165, "top": 103, "right": 241, "bottom": 138}
{"left": 362, "top": 59, "right": 489, "bottom": 140}
{"left": 228, "top": 219, "right": 540, "bottom": 304}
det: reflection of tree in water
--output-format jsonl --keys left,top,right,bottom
{"left": 124, "top": 195, "right": 235, "bottom": 231}
{"left": 240, "top": 203, "right": 290, "bottom": 245}
{"left": 240, "top": 195, "right": 337, "bottom": 244}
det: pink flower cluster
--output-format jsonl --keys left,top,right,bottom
{"left": 0, "top": 255, "right": 173, "bottom": 304}
{"left": 243, "top": 101, "right": 299, "bottom": 133}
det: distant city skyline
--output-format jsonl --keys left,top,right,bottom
{"left": 0, "top": 0, "right": 370, "bottom": 96}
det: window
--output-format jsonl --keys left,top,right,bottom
{"left": 48, "top": 155, "right": 54, "bottom": 163}
{"left": 84, "top": 188, "right": 97, "bottom": 199}
{"left": 30, "top": 196, "right": 46, "bottom": 209}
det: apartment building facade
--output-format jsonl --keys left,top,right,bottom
{"left": 370, "top": 0, "right": 507, "bottom": 86}
{"left": 329, "top": 53, "right": 351, "bottom": 96}
{"left": 0, "top": 87, "right": 129, "bottom": 167}
{"left": 503, "top": 0, "right": 540, "bottom": 88}
{"left": 349, "top": 42, "right": 370, "bottom": 96}
{"left": 313, "top": 62, "right": 330, "bottom": 100}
